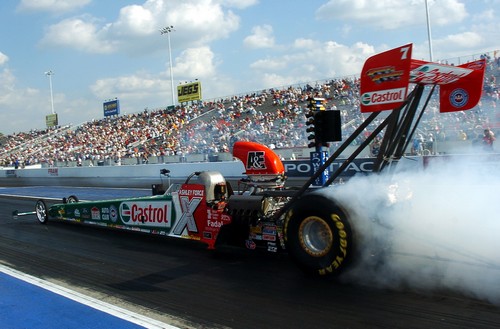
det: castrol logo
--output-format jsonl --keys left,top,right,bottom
{"left": 361, "top": 87, "right": 406, "bottom": 106}
{"left": 120, "top": 201, "right": 171, "bottom": 227}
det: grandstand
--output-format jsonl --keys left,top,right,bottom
{"left": 1, "top": 50, "right": 499, "bottom": 169}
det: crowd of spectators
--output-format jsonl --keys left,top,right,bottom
{"left": 1, "top": 51, "right": 499, "bottom": 168}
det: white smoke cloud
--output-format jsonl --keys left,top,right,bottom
{"left": 325, "top": 155, "right": 500, "bottom": 305}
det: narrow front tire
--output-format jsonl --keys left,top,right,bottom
{"left": 35, "top": 199, "right": 48, "bottom": 224}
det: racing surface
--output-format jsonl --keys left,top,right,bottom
{"left": 1, "top": 190, "right": 500, "bottom": 328}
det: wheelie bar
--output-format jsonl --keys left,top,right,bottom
{"left": 11, "top": 210, "right": 36, "bottom": 220}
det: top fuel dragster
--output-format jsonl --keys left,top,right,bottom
{"left": 15, "top": 44, "right": 486, "bottom": 276}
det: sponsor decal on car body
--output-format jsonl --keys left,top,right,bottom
{"left": 119, "top": 201, "right": 172, "bottom": 228}
{"left": 449, "top": 88, "right": 469, "bottom": 108}
{"left": 361, "top": 87, "right": 406, "bottom": 107}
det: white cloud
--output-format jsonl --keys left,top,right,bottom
{"left": 159, "top": 0, "right": 240, "bottom": 46}
{"left": 472, "top": 9, "right": 495, "bottom": 22}
{"left": 250, "top": 58, "right": 287, "bottom": 71}
{"left": 260, "top": 73, "right": 297, "bottom": 89}
{"left": 439, "top": 31, "right": 484, "bottom": 48}
{"left": 0, "top": 69, "right": 51, "bottom": 134}
{"left": 88, "top": 46, "right": 217, "bottom": 104}
{"left": 17, "top": 0, "right": 91, "bottom": 13}
{"left": 293, "top": 38, "right": 319, "bottom": 49}
{"left": 40, "top": 17, "right": 118, "bottom": 54}
{"left": 247, "top": 41, "right": 374, "bottom": 91}
{"left": 316, "top": 0, "right": 467, "bottom": 30}
{"left": 0, "top": 69, "right": 17, "bottom": 98}
{"left": 113, "top": 4, "right": 157, "bottom": 36}
{"left": 38, "top": 0, "right": 242, "bottom": 55}
{"left": 426, "top": 0, "right": 468, "bottom": 25}
{"left": 218, "top": 0, "right": 259, "bottom": 9}
{"left": 174, "top": 46, "right": 217, "bottom": 79}
{"left": 0, "top": 52, "right": 8, "bottom": 65}
{"left": 426, "top": 31, "right": 487, "bottom": 61}
{"left": 90, "top": 74, "right": 165, "bottom": 101}
{"left": 244, "top": 24, "right": 275, "bottom": 48}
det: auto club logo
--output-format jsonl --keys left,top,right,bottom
{"left": 449, "top": 88, "right": 469, "bottom": 108}
{"left": 109, "top": 205, "right": 118, "bottom": 222}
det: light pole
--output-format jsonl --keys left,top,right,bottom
{"left": 45, "top": 70, "right": 55, "bottom": 114}
{"left": 160, "top": 26, "right": 176, "bottom": 107}
{"left": 425, "top": 0, "right": 434, "bottom": 61}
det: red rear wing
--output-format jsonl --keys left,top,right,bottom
{"left": 360, "top": 44, "right": 486, "bottom": 113}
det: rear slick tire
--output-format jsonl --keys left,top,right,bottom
{"left": 284, "top": 193, "right": 353, "bottom": 277}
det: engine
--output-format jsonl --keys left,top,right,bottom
{"left": 224, "top": 192, "right": 290, "bottom": 252}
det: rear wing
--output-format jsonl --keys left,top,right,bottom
{"left": 273, "top": 44, "right": 487, "bottom": 220}
{"left": 360, "top": 43, "right": 486, "bottom": 113}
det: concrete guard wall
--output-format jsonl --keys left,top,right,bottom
{"left": 0, "top": 161, "right": 247, "bottom": 188}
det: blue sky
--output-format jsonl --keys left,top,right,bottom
{"left": 0, "top": 0, "right": 498, "bottom": 135}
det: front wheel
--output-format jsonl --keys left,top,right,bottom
{"left": 35, "top": 199, "right": 48, "bottom": 224}
{"left": 284, "top": 193, "right": 353, "bottom": 276}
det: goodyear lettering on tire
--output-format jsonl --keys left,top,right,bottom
{"left": 283, "top": 194, "right": 353, "bottom": 277}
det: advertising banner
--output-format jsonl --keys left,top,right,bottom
{"left": 45, "top": 113, "right": 58, "bottom": 128}
{"left": 177, "top": 81, "right": 202, "bottom": 103}
{"left": 310, "top": 151, "right": 330, "bottom": 186}
{"left": 103, "top": 99, "right": 120, "bottom": 117}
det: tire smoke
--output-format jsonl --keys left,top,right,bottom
{"left": 326, "top": 156, "right": 500, "bottom": 305}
